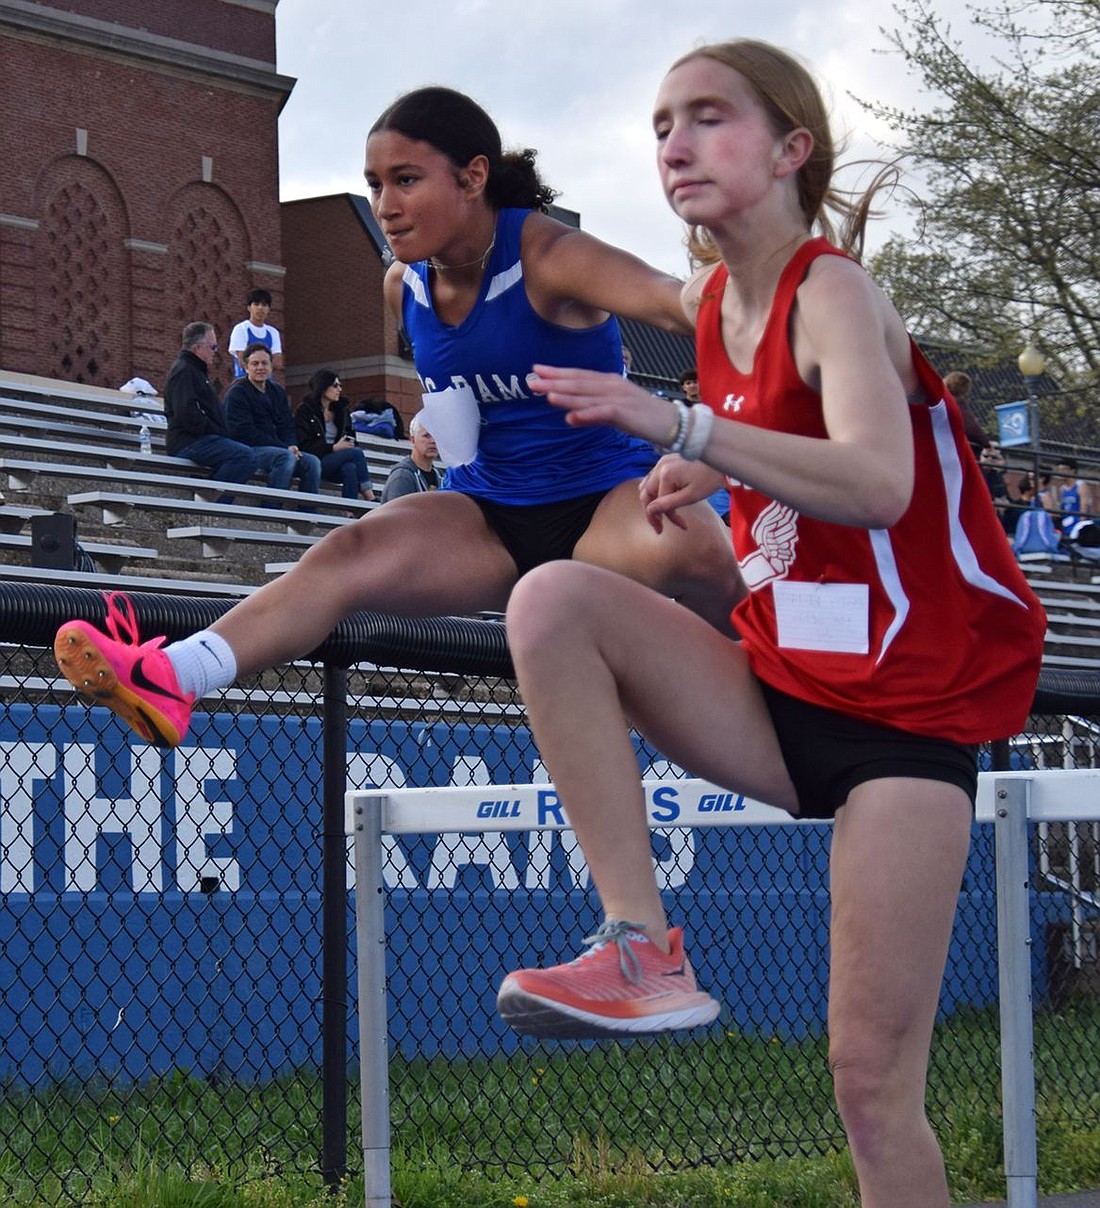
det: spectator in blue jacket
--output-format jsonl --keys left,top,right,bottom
{"left": 225, "top": 343, "right": 321, "bottom": 505}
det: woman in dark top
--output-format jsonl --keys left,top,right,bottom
{"left": 295, "top": 369, "right": 376, "bottom": 501}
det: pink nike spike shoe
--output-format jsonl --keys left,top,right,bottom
{"left": 54, "top": 591, "right": 194, "bottom": 748}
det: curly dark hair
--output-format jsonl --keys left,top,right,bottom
{"left": 370, "top": 86, "right": 557, "bottom": 212}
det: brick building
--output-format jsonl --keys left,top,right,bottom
{"left": 0, "top": 0, "right": 293, "bottom": 396}
{"left": 280, "top": 193, "right": 421, "bottom": 418}
{"left": 0, "top": 2, "right": 694, "bottom": 427}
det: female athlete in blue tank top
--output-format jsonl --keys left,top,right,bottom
{"left": 361, "top": 85, "right": 738, "bottom": 616}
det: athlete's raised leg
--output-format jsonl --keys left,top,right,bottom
{"left": 507, "top": 559, "right": 793, "bottom": 935}
{"left": 496, "top": 560, "right": 795, "bottom": 1037}
{"left": 55, "top": 491, "right": 518, "bottom": 745}
{"left": 208, "top": 490, "right": 516, "bottom": 675}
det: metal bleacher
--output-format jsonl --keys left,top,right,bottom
{"left": 0, "top": 371, "right": 412, "bottom": 592}
{"left": 4, "top": 370, "right": 1100, "bottom": 674}
{"left": 1021, "top": 563, "right": 1100, "bottom": 670}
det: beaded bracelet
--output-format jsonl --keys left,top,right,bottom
{"left": 661, "top": 399, "right": 690, "bottom": 452}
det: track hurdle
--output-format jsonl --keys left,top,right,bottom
{"left": 349, "top": 768, "right": 1100, "bottom": 1208}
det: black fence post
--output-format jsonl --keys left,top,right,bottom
{"left": 320, "top": 662, "right": 349, "bottom": 1188}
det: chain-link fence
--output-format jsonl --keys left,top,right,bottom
{"left": 351, "top": 767, "right": 1100, "bottom": 1205}
{"left": 0, "top": 585, "right": 1098, "bottom": 1204}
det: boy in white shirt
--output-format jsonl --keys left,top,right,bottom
{"left": 227, "top": 288, "right": 284, "bottom": 378}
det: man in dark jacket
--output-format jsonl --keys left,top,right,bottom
{"left": 224, "top": 343, "right": 321, "bottom": 504}
{"left": 165, "top": 322, "right": 256, "bottom": 504}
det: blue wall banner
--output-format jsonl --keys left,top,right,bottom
{"left": 0, "top": 703, "right": 1010, "bottom": 1085}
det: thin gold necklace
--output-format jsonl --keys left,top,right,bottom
{"left": 429, "top": 236, "right": 495, "bottom": 273}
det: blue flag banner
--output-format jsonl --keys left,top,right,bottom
{"left": 995, "top": 399, "right": 1032, "bottom": 448}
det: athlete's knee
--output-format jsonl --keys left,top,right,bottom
{"left": 652, "top": 507, "right": 735, "bottom": 583}
{"left": 506, "top": 562, "right": 596, "bottom": 654}
{"left": 305, "top": 512, "right": 377, "bottom": 567}
{"left": 829, "top": 1030, "right": 915, "bottom": 1157}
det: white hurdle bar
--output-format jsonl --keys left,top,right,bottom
{"left": 349, "top": 768, "right": 1100, "bottom": 1208}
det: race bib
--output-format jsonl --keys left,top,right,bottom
{"left": 420, "top": 385, "right": 481, "bottom": 466}
{"left": 773, "top": 581, "right": 869, "bottom": 654}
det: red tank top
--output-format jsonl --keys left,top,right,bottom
{"left": 696, "top": 238, "right": 1045, "bottom": 743}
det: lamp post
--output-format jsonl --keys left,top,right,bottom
{"left": 1018, "top": 340, "right": 1046, "bottom": 492}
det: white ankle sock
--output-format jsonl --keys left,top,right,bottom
{"left": 166, "top": 631, "right": 238, "bottom": 699}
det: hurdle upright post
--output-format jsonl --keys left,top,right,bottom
{"left": 993, "top": 775, "right": 1039, "bottom": 1208}
{"left": 353, "top": 793, "right": 393, "bottom": 1208}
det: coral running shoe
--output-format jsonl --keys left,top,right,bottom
{"left": 497, "top": 920, "right": 720, "bottom": 1039}
{"left": 54, "top": 591, "right": 194, "bottom": 748}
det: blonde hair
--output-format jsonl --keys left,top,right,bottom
{"left": 669, "top": 40, "right": 895, "bottom": 266}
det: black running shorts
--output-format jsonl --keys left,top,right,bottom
{"left": 469, "top": 490, "right": 609, "bottom": 576}
{"left": 759, "top": 681, "right": 978, "bottom": 820}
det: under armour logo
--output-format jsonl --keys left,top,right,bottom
{"left": 723, "top": 393, "right": 744, "bottom": 413}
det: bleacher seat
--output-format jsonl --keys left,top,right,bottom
{"left": 0, "top": 371, "right": 418, "bottom": 593}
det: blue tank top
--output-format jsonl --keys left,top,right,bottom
{"left": 1060, "top": 481, "right": 1082, "bottom": 524}
{"left": 232, "top": 325, "right": 274, "bottom": 378}
{"left": 400, "top": 207, "right": 657, "bottom": 504}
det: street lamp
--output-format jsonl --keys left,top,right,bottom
{"left": 1018, "top": 340, "right": 1046, "bottom": 491}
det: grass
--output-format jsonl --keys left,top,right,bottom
{"left": 1, "top": 1002, "right": 1099, "bottom": 1207}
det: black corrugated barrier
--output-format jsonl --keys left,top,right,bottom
{"left": 0, "top": 583, "right": 513, "bottom": 677}
{"left": 2, "top": 583, "right": 1096, "bottom": 718}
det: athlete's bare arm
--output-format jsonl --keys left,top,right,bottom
{"left": 521, "top": 212, "right": 691, "bottom": 336}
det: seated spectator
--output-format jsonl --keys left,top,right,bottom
{"left": 163, "top": 321, "right": 256, "bottom": 505}
{"left": 1012, "top": 476, "right": 1063, "bottom": 560}
{"left": 1001, "top": 472, "right": 1035, "bottom": 539}
{"left": 350, "top": 396, "right": 405, "bottom": 440}
{"left": 225, "top": 343, "right": 321, "bottom": 506}
{"left": 381, "top": 413, "right": 442, "bottom": 501}
{"left": 1048, "top": 457, "right": 1096, "bottom": 531}
{"left": 978, "top": 442, "right": 1012, "bottom": 529}
{"left": 997, "top": 465, "right": 1032, "bottom": 538}
{"left": 295, "top": 370, "right": 376, "bottom": 502}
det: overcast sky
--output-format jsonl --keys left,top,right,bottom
{"left": 273, "top": 0, "right": 972, "bottom": 277}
